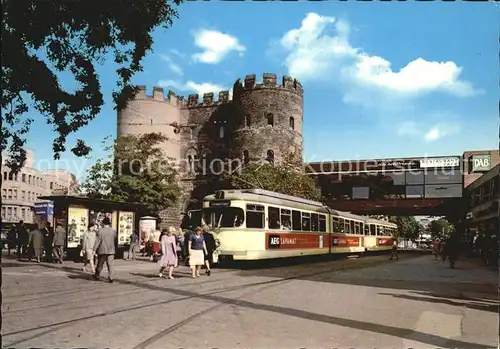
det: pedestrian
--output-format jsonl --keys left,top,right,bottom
{"left": 432, "top": 238, "right": 440, "bottom": 261}
{"left": 53, "top": 223, "right": 66, "bottom": 264}
{"left": 183, "top": 226, "right": 194, "bottom": 266}
{"left": 188, "top": 227, "right": 207, "bottom": 278}
{"left": 158, "top": 227, "right": 178, "bottom": 279}
{"left": 82, "top": 222, "right": 97, "bottom": 273}
{"left": 202, "top": 225, "right": 215, "bottom": 276}
{"left": 28, "top": 225, "right": 44, "bottom": 263}
{"left": 446, "top": 235, "right": 460, "bottom": 268}
{"left": 16, "top": 220, "right": 29, "bottom": 259}
{"left": 93, "top": 217, "right": 117, "bottom": 283}
{"left": 42, "top": 221, "right": 54, "bottom": 262}
{"left": 127, "top": 230, "right": 140, "bottom": 260}
{"left": 7, "top": 228, "right": 17, "bottom": 256}
{"left": 389, "top": 239, "right": 399, "bottom": 260}
{"left": 151, "top": 229, "right": 161, "bottom": 262}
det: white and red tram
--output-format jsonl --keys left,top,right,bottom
{"left": 200, "top": 189, "right": 397, "bottom": 263}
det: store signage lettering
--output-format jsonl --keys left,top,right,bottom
{"left": 471, "top": 155, "right": 491, "bottom": 172}
{"left": 419, "top": 157, "right": 460, "bottom": 168}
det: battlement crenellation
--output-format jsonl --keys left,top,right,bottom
{"left": 234, "top": 73, "right": 303, "bottom": 95}
{"left": 132, "top": 86, "right": 231, "bottom": 109}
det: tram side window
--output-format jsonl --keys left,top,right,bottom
{"left": 354, "top": 221, "right": 361, "bottom": 235}
{"left": 302, "top": 212, "right": 311, "bottom": 231}
{"left": 370, "top": 225, "right": 376, "bottom": 236}
{"left": 332, "top": 216, "right": 340, "bottom": 232}
{"left": 268, "top": 206, "right": 280, "bottom": 229}
{"left": 280, "top": 209, "right": 292, "bottom": 230}
{"left": 311, "top": 213, "right": 319, "bottom": 231}
{"left": 338, "top": 218, "right": 345, "bottom": 233}
{"left": 292, "top": 210, "right": 302, "bottom": 231}
{"left": 378, "top": 226, "right": 384, "bottom": 236}
{"left": 350, "top": 220, "right": 355, "bottom": 235}
{"left": 344, "top": 219, "right": 352, "bottom": 234}
{"left": 246, "top": 204, "right": 265, "bottom": 229}
{"left": 364, "top": 225, "right": 369, "bottom": 235}
{"left": 318, "top": 214, "right": 326, "bottom": 232}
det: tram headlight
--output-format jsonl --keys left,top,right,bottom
{"left": 215, "top": 239, "right": 221, "bottom": 247}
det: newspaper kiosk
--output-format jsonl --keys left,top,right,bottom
{"left": 39, "top": 195, "right": 148, "bottom": 260}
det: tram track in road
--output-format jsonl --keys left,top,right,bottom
{"left": 132, "top": 253, "right": 415, "bottom": 349}
{"left": 4, "top": 253, "right": 415, "bottom": 347}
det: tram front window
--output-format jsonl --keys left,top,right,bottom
{"left": 202, "top": 208, "right": 244, "bottom": 228}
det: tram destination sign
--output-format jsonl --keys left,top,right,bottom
{"left": 209, "top": 200, "right": 231, "bottom": 208}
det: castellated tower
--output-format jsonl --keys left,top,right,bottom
{"left": 230, "top": 73, "right": 303, "bottom": 165}
{"left": 117, "top": 73, "right": 304, "bottom": 228}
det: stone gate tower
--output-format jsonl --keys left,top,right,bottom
{"left": 117, "top": 73, "right": 304, "bottom": 228}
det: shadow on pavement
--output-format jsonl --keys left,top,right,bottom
{"left": 3, "top": 258, "right": 493, "bottom": 349}
{"left": 378, "top": 291, "right": 499, "bottom": 313}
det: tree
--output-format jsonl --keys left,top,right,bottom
{"left": 221, "top": 153, "right": 320, "bottom": 201}
{"left": 79, "top": 136, "right": 114, "bottom": 199}
{"left": 80, "top": 133, "right": 181, "bottom": 215}
{"left": 429, "top": 218, "right": 455, "bottom": 240}
{"left": 389, "top": 216, "right": 422, "bottom": 241}
{"left": 1, "top": 0, "right": 182, "bottom": 173}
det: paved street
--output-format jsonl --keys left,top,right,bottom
{"left": 2, "top": 252, "right": 498, "bottom": 349}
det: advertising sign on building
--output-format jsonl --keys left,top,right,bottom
{"left": 471, "top": 154, "right": 491, "bottom": 172}
{"left": 419, "top": 157, "right": 460, "bottom": 168}
{"left": 34, "top": 202, "right": 54, "bottom": 221}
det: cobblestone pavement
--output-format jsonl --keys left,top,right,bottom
{"left": 2, "top": 251, "right": 498, "bottom": 349}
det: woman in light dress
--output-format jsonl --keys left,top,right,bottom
{"left": 189, "top": 227, "right": 207, "bottom": 278}
{"left": 158, "top": 227, "right": 178, "bottom": 279}
{"left": 81, "top": 222, "right": 97, "bottom": 273}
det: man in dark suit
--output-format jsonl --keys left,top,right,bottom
{"left": 93, "top": 217, "right": 117, "bottom": 283}
{"left": 16, "top": 221, "right": 28, "bottom": 258}
{"left": 53, "top": 223, "right": 66, "bottom": 264}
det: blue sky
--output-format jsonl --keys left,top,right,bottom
{"left": 26, "top": 1, "right": 498, "bottom": 179}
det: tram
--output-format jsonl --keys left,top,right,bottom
{"left": 200, "top": 189, "right": 397, "bottom": 263}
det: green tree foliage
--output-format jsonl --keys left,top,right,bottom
{"left": 80, "top": 133, "right": 180, "bottom": 215}
{"left": 429, "top": 218, "right": 455, "bottom": 240}
{"left": 222, "top": 153, "right": 320, "bottom": 201}
{"left": 389, "top": 216, "right": 422, "bottom": 240}
{"left": 1, "top": 0, "right": 182, "bottom": 172}
{"left": 79, "top": 136, "right": 114, "bottom": 199}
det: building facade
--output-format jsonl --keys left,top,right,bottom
{"left": 465, "top": 162, "right": 499, "bottom": 238}
{"left": 117, "top": 73, "right": 304, "bottom": 226}
{"left": 1, "top": 149, "right": 79, "bottom": 224}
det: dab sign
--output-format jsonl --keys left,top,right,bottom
{"left": 471, "top": 154, "right": 491, "bottom": 172}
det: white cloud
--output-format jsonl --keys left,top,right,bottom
{"left": 157, "top": 79, "right": 230, "bottom": 97}
{"left": 397, "top": 121, "right": 461, "bottom": 142}
{"left": 424, "top": 123, "right": 461, "bottom": 142}
{"left": 191, "top": 29, "right": 246, "bottom": 64}
{"left": 278, "top": 13, "right": 481, "bottom": 101}
{"left": 159, "top": 54, "right": 183, "bottom": 76}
